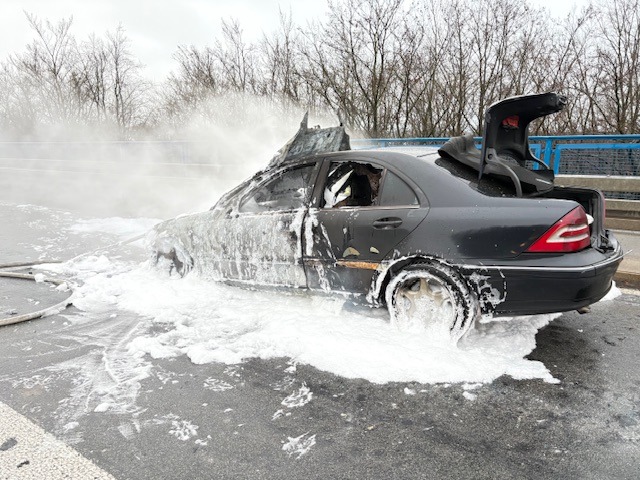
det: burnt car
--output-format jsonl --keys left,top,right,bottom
{"left": 150, "top": 93, "right": 623, "bottom": 341}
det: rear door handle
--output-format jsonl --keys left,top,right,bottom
{"left": 373, "top": 217, "right": 403, "bottom": 229}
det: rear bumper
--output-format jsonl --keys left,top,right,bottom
{"left": 459, "top": 241, "right": 624, "bottom": 316}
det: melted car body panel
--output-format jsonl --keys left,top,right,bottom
{"left": 152, "top": 159, "right": 322, "bottom": 287}
{"left": 153, "top": 207, "right": 308, "bottom": 287}
{"left": 211, "top": 209, "right": 307, "bottom": 286}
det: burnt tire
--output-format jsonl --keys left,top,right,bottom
{"left": 385, "top": 262, "right": 478, "bottom": 343}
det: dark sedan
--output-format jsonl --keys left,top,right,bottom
{"left": 150, "top": 93, "right": 623, "bottom": 341}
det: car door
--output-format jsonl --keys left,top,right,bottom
{"left": 303, "top": 157, "right": 429, "bottom": 294}
{"left": 212, "top": 161, "right": 319, "bottom": 287}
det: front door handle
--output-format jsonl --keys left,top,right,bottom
{"left": 373, "top": 217, "right": 403, "bottom": 229}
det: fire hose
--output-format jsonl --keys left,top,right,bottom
{"left": 0, "top": 261, "right": 70, "bottom": 327}
{"left": 0, "top": 232, "right": 148, "bottom": 327}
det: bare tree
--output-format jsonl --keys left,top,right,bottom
{"left": 164, "top": 44, "right": 221, "bottom": 124}
{"left": 8, "top": 14, "right": 79, "bottom": 129}
{"left": 212, "top": 18, "right": 258, "bottom": 93}
{"left": 465, "top": 0, "right": 542, "bottom": 133}
{"left": 0, "top": 63, "right": 39, "bottom": 137}
{"left": 0, "top": 15, "right": 153, "bottom": 138}
{"left": 107, "top": 25, "right": 151, "bottom": 131}
{"left": 300, "top": 0, "right": 405, "bottom": 136}
{"left": 259, "top": 9, "right": 306, "bottom": 110}
{"left": 542, "top": 7, "right": 597, "bottom": 134}
{"left": 388, "top": 13, "right": 427, "bottom": 137}
{"left": 75, "top": 34, "right": 110, "bottom": 123}
{"left": 429, "top": 0, "right": 475, "bottom": 135}
{"left": 4, "top": 0, "right": 640, "bottom": 140}
{"left": 391, "top": 1, "right": 452, "bottom": 137}
{"left": 593, "top": 0, "right": 640, "bottom": 133}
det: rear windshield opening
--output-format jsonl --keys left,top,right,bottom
{"left": 435, "top": 156, "right": 519, "bottom": 197}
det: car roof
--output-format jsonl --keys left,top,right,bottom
{"left": 366, "top": 146, "right": 441, "bottom": 157}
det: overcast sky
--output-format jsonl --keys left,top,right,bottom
{"left": 0, "top": 0, "right": 588, "bottom": 82}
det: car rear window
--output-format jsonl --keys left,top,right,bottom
{"left": 379, "top": 171, "right": 419, "bottom": 206}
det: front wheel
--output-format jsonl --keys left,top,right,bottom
{"left": 152, "top": 236, "right": 193, "bottom": 277}
{"left": 385, "top": 262, "right": 478, "bottom": 343}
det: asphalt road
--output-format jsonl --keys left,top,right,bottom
{"left": 1, "top": 202, "right": 640, "bottom": 480}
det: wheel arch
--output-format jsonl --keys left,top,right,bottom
{"left": 368, "top": 255, "right": 465, "bottom": 306}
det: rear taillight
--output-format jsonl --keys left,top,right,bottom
{"left": 526, "top": 206, "right": 591, "bottom": 253}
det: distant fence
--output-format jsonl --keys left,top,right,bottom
{"left": 0, "top": 140, "right": 216, "bottom": 166}
{"left": 2, "top": 135, "right": 639, "bottom": 228}
{"left": 2, "top": 134, "right": 639, "bottom": 171}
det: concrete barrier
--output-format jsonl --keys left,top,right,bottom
{"left": 556, "top": 174, "right": 640, "bottom": 193}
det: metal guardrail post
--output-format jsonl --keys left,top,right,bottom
{"left": 542, "top": 138, "right": 554, "bottom": 171}
{"left": 552, "top": 145, "right": 561, "bottom": 174}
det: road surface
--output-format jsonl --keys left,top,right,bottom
{"left": 1, "top": 201, "right": 639, "bottom": 480}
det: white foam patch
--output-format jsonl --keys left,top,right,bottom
{"left": 281, "top": 384, "right": 313, "bottom": 408}
{"left": 203, "top": 378, "right": 234, "bottom": 392}
{"left": 28, "top": 313, "right": 154, "bottom": 439}
{"left": 168, "top": 418, "right": 199, "bottom": 441}
{"left": 282, "top": 432, "right": 316, "bottom": 459}
{"left": 56, "top": 255, "right": 563, "bottom": 385}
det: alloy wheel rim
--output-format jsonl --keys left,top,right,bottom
{"left": 396, "top": 274, "right": 456, "bottom": 328}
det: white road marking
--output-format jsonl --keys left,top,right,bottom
{"left": 0, "top": 402, "right": 117, "bottom": 480}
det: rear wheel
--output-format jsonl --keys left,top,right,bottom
{"left": 385, "top": 262, "right": 477, "bottom": 342}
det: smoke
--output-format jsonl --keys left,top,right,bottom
{"left": 0, "top": 93, "right": 339, "bottom": 219}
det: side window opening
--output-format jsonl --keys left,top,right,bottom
{"left": 323, "top": 162, "right": 383, "bottom": 208}
{"left": 239, "top": 164, "right": 315, "bottom": 213}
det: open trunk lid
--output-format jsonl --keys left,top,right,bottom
{"left": 439, "top": 92, "right": 565, "bottom": 198}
